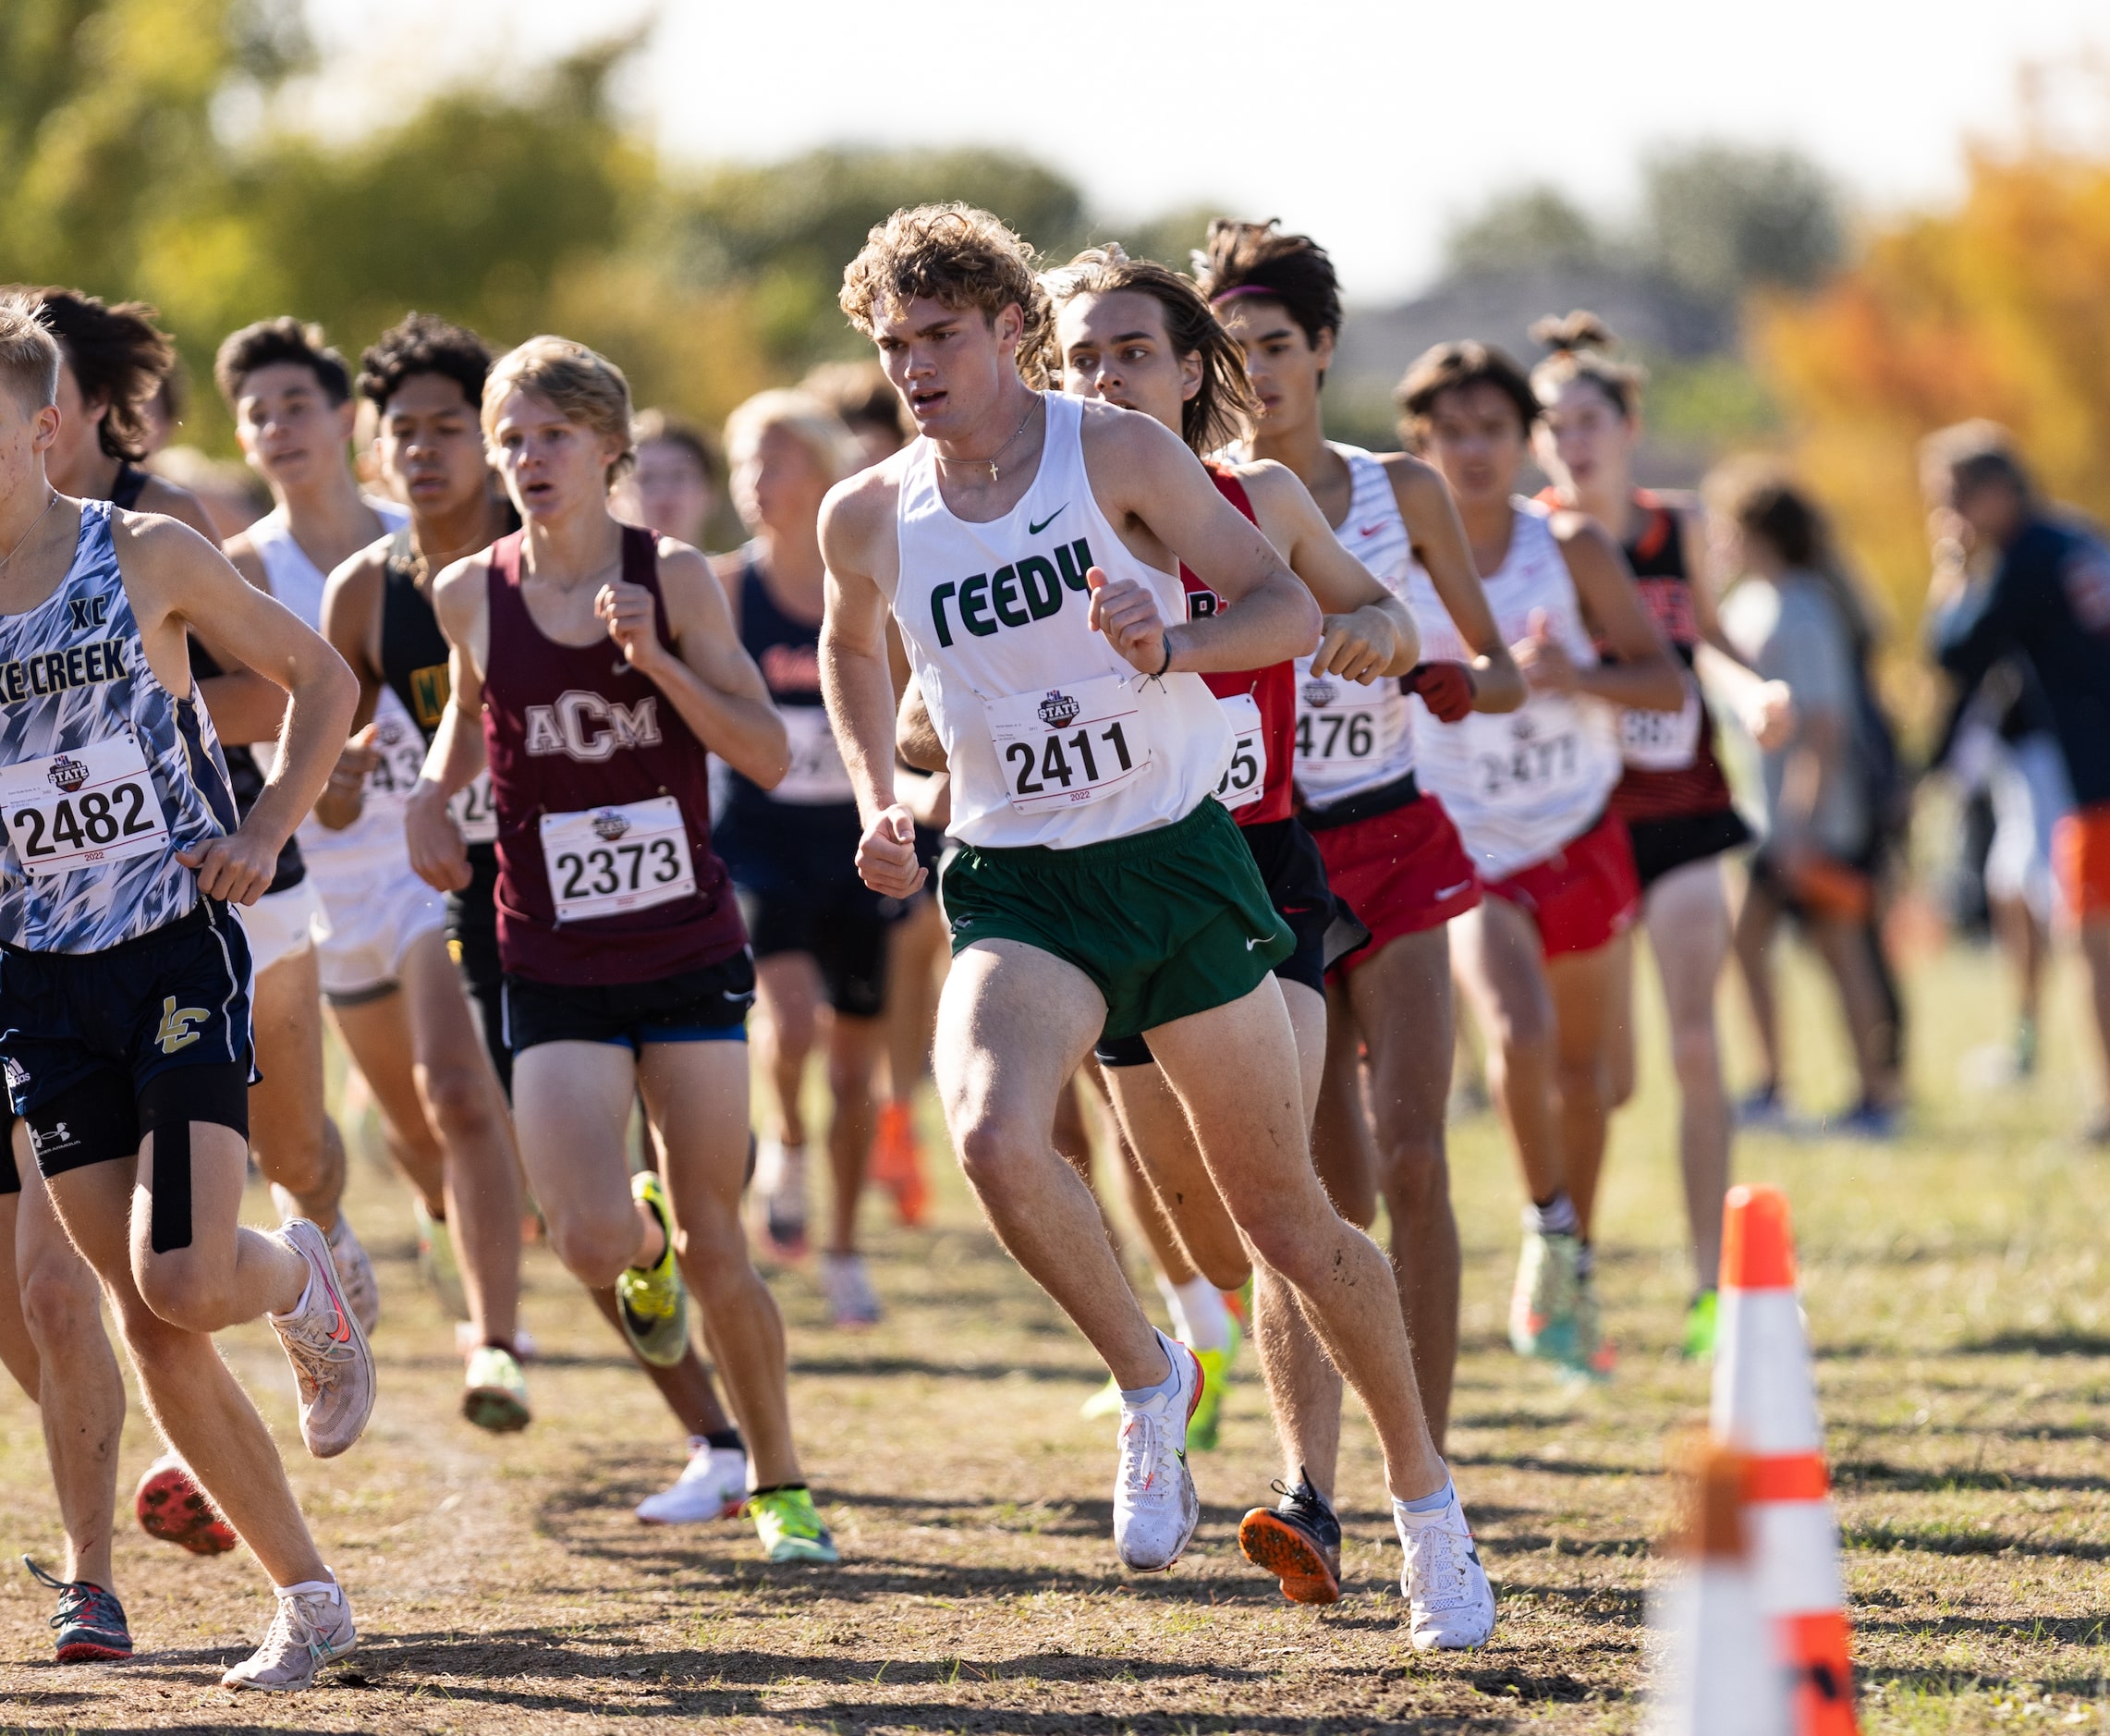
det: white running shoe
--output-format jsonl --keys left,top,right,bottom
{"left": 751, "top": 1139, "right": 809, "bottom": 1259}
{"left": 222, "top": 1573, "right": 356, "bottom": 1690}
{"left": 268, "top": 1188, "right": 380, "bottom": 1338}
{"left": 268, "top": 1220, "right": 376, "bottom": 1459}
{"left": 1112, "top": 1331, "right": 1201, "bottom": 1573}
{"left": 635, "top": 1441, "right": 749, "bottom": 1524}
{"left": 821, "top": 1252, "right": 883, "bottom": 1326}
{"left": 1394, "top": 1481, "right": 1496, "bottom": 1650}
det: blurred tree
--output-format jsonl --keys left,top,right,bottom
{"left": 1641, "top": 143, "right": 1846, "bottom": 304}
{"left": 1755, "top": 128, "right": 2110, "bottom": 652}
{"left": 1444, "top": 187, "right": 1606, "bottom": 275}
{"left": 1094, "top": 203, "right": 1225, "bottom": 275}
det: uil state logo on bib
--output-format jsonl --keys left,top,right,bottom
{"left": 46, "top": 756, "right": 90, "bottom": 794}
{"left": 592, "top": 810, "right": 631, "bottom": 842}
{"left": 1037, "top": 690, "right": 1080, "bottom": 728}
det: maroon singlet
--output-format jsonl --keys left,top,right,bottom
{"left": 482, "top": 526, "right": 747, "bottom": 986}
{"left": 1178, "top": 467, "right": 1296, "bottom": 827}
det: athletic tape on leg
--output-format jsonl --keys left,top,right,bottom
{"left": 151, "top": 1119, "right": 192, "bottom": 1253}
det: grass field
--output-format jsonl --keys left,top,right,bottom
{"left": 0, "top": 935, "right": 2104, "bottom": 1732}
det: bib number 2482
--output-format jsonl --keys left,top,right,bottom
{"left": 0, "top": 733, "right": 171, "bottom": 879}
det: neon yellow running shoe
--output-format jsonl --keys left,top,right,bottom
{"left": 1681, "top": 1289, "right": 1719, "bottom": 1362}
{"left": 1186, "top": 1315, "right": 1242, "bottom": 1451}
{"left": 616, "top": 1172, "right": 689, "bottom": 1368}
{"left": 750, "top": 1486, "right": 838, "bottom": 1564}
{"left": 463, "top": 1343, "right": 531, "bottom": 1433}
{"left": 1079, "top": 1375, "right": 1123, "bottom": 1419}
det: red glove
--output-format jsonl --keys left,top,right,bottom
{"left": 1407, "top": 661, "right": 1476, "bottom": 723}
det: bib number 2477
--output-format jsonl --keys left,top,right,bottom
{"left": 984, "top": 673, "right": 1152, "bottom": 814}
{"left": 539, "top": 795, "right": 695, "bottom": 923}
{"left": 0, "top": 733, "right": 171, "bottom": 879}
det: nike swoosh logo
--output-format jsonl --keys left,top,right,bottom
{"left": 1360, "top": 524, "right": 1383, "bottom": 537}
{"left": 1028, "top": 505, "right": 1067, "bottom": 536}
{"left": 1435, "top": 880, "right": 1472, "bottom": 900}
{"left": 1245, "top": 936, "right": 1273, "bottom": 950}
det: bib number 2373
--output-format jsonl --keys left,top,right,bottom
{"left": 0, "top": 733, "right": 171, "bottom": 879}
{"left": 984, "top": 673, "right": 1151, "bottom": 814}
{"left": 540, "top": 795, "right": 694, "bottom": 923}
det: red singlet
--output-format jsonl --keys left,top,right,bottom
{"left": 1179, "top": 467, "right": 1295, "bottom": 826}
{"left": 482, "top": 527, "right": 747, "bottom": 986}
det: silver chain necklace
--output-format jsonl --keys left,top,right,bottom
{"left": 0, "top": 490, "right": 58, "bottom": 576}
{"left": 935, "top": 397, "right": 1041, "bottom": 483}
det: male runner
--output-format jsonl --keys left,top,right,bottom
{"left": 613, "top": 410, "right": 718, "bottom": 550}
{"left": 217, "top": 317, "right": 527, "bottom": 1424}
{"left": 821, "top": 205, "right": 1493, "bottom": 1644}
{"left": 323, "top": 312, "right": 751, "bottom": 1518}
{"left": 1199, "top": 222, "right": 1523, "bottom": 1564}
{"left": 0, "top": 295, "right": 371, "bottom": 1689}
{"left": 407, "top": 335, "right": 833, "bottom": 1563}
{"left": 1922, "top": 422, "right": 2110, "bottom": 1143}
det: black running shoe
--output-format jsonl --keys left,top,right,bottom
{"left": 26, "top": 1557, "right": 132, "bottom": 1663}
{"left": 1238, "top": 1470, "right": 1343, "bottom": 1605}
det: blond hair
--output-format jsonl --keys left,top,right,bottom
{"left": 482, "top": 336, "right": 636, "bottom": 485}
{"left": 838, "top": 203, "right": 1048, "bottom": 361}
{"left": 724, "top": 389, "right": 866, "bottom": 489}
{"left": 0, "top": 294, "right": 62, "bottom": 415}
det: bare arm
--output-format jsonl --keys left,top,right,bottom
{"left": 1084, "top": 408, "right": 1320, "bottom": 677}
{"left": 896, "top": 672, "right": 947, "bottom": 774}
{"left": 312, "top": 552, "right": 394, "bottom": 829}
{"left": 1240, "top": 461, "right": 1417, "bottom": 680}
{"left": 1526, "top": 516, "right": 1686, "bottom": 712}
{"left": 121, "top": 517, "right": 356, "bottom": 902}
{"left": 1389, "top": 458, "right": 1524, "bottom": 714}
{"left": 599, "top": 542, "right": 788, "bottom": 789}
{"left": 1677, "top": 508, "right": 1795, "bottom": 749}
{"left": 820, "top": 473, "right": 926, "bottom": 899}
{"left": 404, "top": 557, "right": 492, "bottom": 893}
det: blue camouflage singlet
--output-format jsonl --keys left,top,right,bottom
{"left": 0, "top": 500, "right": 238, "bottom": 953}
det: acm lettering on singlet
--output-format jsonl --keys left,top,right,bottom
{"left": 522, "top": 691, "right": 663, "bottom": 763}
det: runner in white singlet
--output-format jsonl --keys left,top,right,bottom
{"left": 218, "top": 318, "right": 528, "bottom": 1424}
{"left": 1202, "top": 223, "right": 1523, "bottom": 1541}
{"left": 821, "top": 205, "right": 1492, "bottom": 1648}
{"left": 1397, "top": 339, "right": 1682, "bottom": 1381}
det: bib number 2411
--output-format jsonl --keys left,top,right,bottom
{"left": 984, "top": 673, "right": 1152, "bottom": 814}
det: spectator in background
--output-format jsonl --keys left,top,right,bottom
{"left": 1922, "top": 422, "right": 2110, "bottom": 1143}
{"left": 1714, "top": 464, "right": 1906, "bottom": 1136}
{"left": 802, "top": 359, "right": 911, "bottom": 469}
{"left": 614, "top": 408, "right": 720, "bottom": 548}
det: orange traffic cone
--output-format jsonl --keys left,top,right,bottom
{"left": 1712, "top": 1185, "right": 1858, "bottom": 1736}
{"left": 1646, "top": 1434, "right": 1792, "bottom": 1736}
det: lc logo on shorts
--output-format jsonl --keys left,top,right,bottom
{"left": 155, "top": 996, "right": 209, "bottom": 1056}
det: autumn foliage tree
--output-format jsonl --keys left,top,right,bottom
{"left": 1755, "top": 92, "right": 2110, "bottom": 656}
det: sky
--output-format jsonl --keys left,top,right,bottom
{"left": 299, "top": 0, "right": 2110, "bottom": 302}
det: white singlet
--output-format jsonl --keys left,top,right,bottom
{"left": 1407, "top": 500, "right": 1620, "bottom": 880}
{"left": 1294, "top": 444, "right": 1418, "bottom": 810}
{"left": 886, "top": 392, "right": 1230, "bottom": 849}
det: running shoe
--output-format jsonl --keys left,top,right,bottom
{"left": 636, "top": 1442, "right": 749, "bottom": 1524}
{"left": 1681, "top": 1289, "right": 1719, "bottom": 1362}
{"left": 750, "top": 1486, "right": 839, "bottom": 1563}
{"left": 821, "top": 1251, "right": 884, "bottom": 1327}
{"left": 270, "top": 1187, "right": 381, "bottom": 1336}
{"left": 413, "top": 1196, "right": 468, "bottom": 1321}
{"left": 462, "top": 1343, "right": 531, "bottom": 1433}
{"left": 1733, "top": 1082, "right": 1791, "bottom": 1131}
{"left": 869, "top": 1101, "right": 931, "bottom": 1227}
{"left": 1112, "top": 1332, "right": 1201, "bottom": 1573}
{"left": 269, "top": 1219, "right": 376, "bottom": 1458}
{"left": 2014, "top": 1016, "right": 2039, "bottom": 1081}
{"left": 752, "top": 1139, "right": 809, "bottom": 1259}
{"left": 1186, "top": 1314, "right": 1242, "bottom": 1452}
{"left": 135, "top": 1453, "right": 238, "bottom": 1556}
{"left": 1833, "top": 1099, "right": 1901, "bottom": 1141}
{"left": 616, "top": 1171, "right": 689, "bottom": 1368}
{"left": 1508, "top": 1226, "right": 1584, "bottom": 1370}
{"left": 1079, "top": 1375, "right": 1123, "bottom": 1419}
{"left": 1569, "top": 1266, "right": 1615, "bottom": 1383}
{"left": 222, "top": 1574, "right": 356, "bottom": 1690}
{"left": 1395, "top": 1483, "right": 1496, "bottom": 1650}
{"left": 1238, "top": 1472, "right": 1342, "bottom": 1605}
{"left": 25, "top": 1558, "right": 131, "bottom": 1663}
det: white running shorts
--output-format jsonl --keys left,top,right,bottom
{"left": 310, "top": 854, "right": 446, "bottom": 1004}
{"left": 240, "top": 877, "right": 323, "bottom": 978}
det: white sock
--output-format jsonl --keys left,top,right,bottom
{"left": 1157, "top": 1275, "right": 1232, "bottom": 1354}
{"left": 271, "top": 1265, "right": 319, "bottom": 1323}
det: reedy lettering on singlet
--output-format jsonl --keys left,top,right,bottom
{"left": 522, "top": 690, "right": 662, "bottom": 763}
{"left": 928, "top": 536, "right": 1093, "bottom": 648}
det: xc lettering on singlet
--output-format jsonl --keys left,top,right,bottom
{"left": 523, "top": 691, "right": 663, "bottom": 762}
{"left": 928, "top": 535, "right": 1094, "bottom": 648}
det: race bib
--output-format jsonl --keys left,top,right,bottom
{"left": 1619, "top": 679, "right": 1703, "bottom": 772}
{"left": 0, "top": 733, "right": 171, "bottom": 879}
{"left": 1213, "top": 693, "right": 1266, "bottom": 812}
{"left": 1475, "top": 713, "right": 1585, "bottom": 803}
{"left": 983, "top": 673, "right": 1152, "bottom": 814}
{"left": 1295, "top": 672, "right": 1404, "bottom": 767}
{"left": 361, "top": 713, "right": 430, "bottom": 812}
{"left": 774, "top": 705, "right": 855, "bottom": 805}
{"left": 449, "top": 769, "right": 498, "bottom": 845}
{"left": 539, "top": 795, "right": 695, "bottom": 923}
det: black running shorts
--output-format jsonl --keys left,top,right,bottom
{"left": 503, "top": 948, "right": 757, "bottom": 1056}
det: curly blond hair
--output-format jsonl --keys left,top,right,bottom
{"left": 839, "top": 203, "right": 1048, "bottom": 360}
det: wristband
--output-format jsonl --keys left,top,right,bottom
{"left": 1153, "top": 638, "right": 1174, "bottom": 679}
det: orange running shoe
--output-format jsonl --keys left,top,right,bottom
{"left": 136, "top": 1453, "right": 238, "bottom": 1556}
{"left": 871, "top": 1101, "right": 930, "bottom": 1227}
